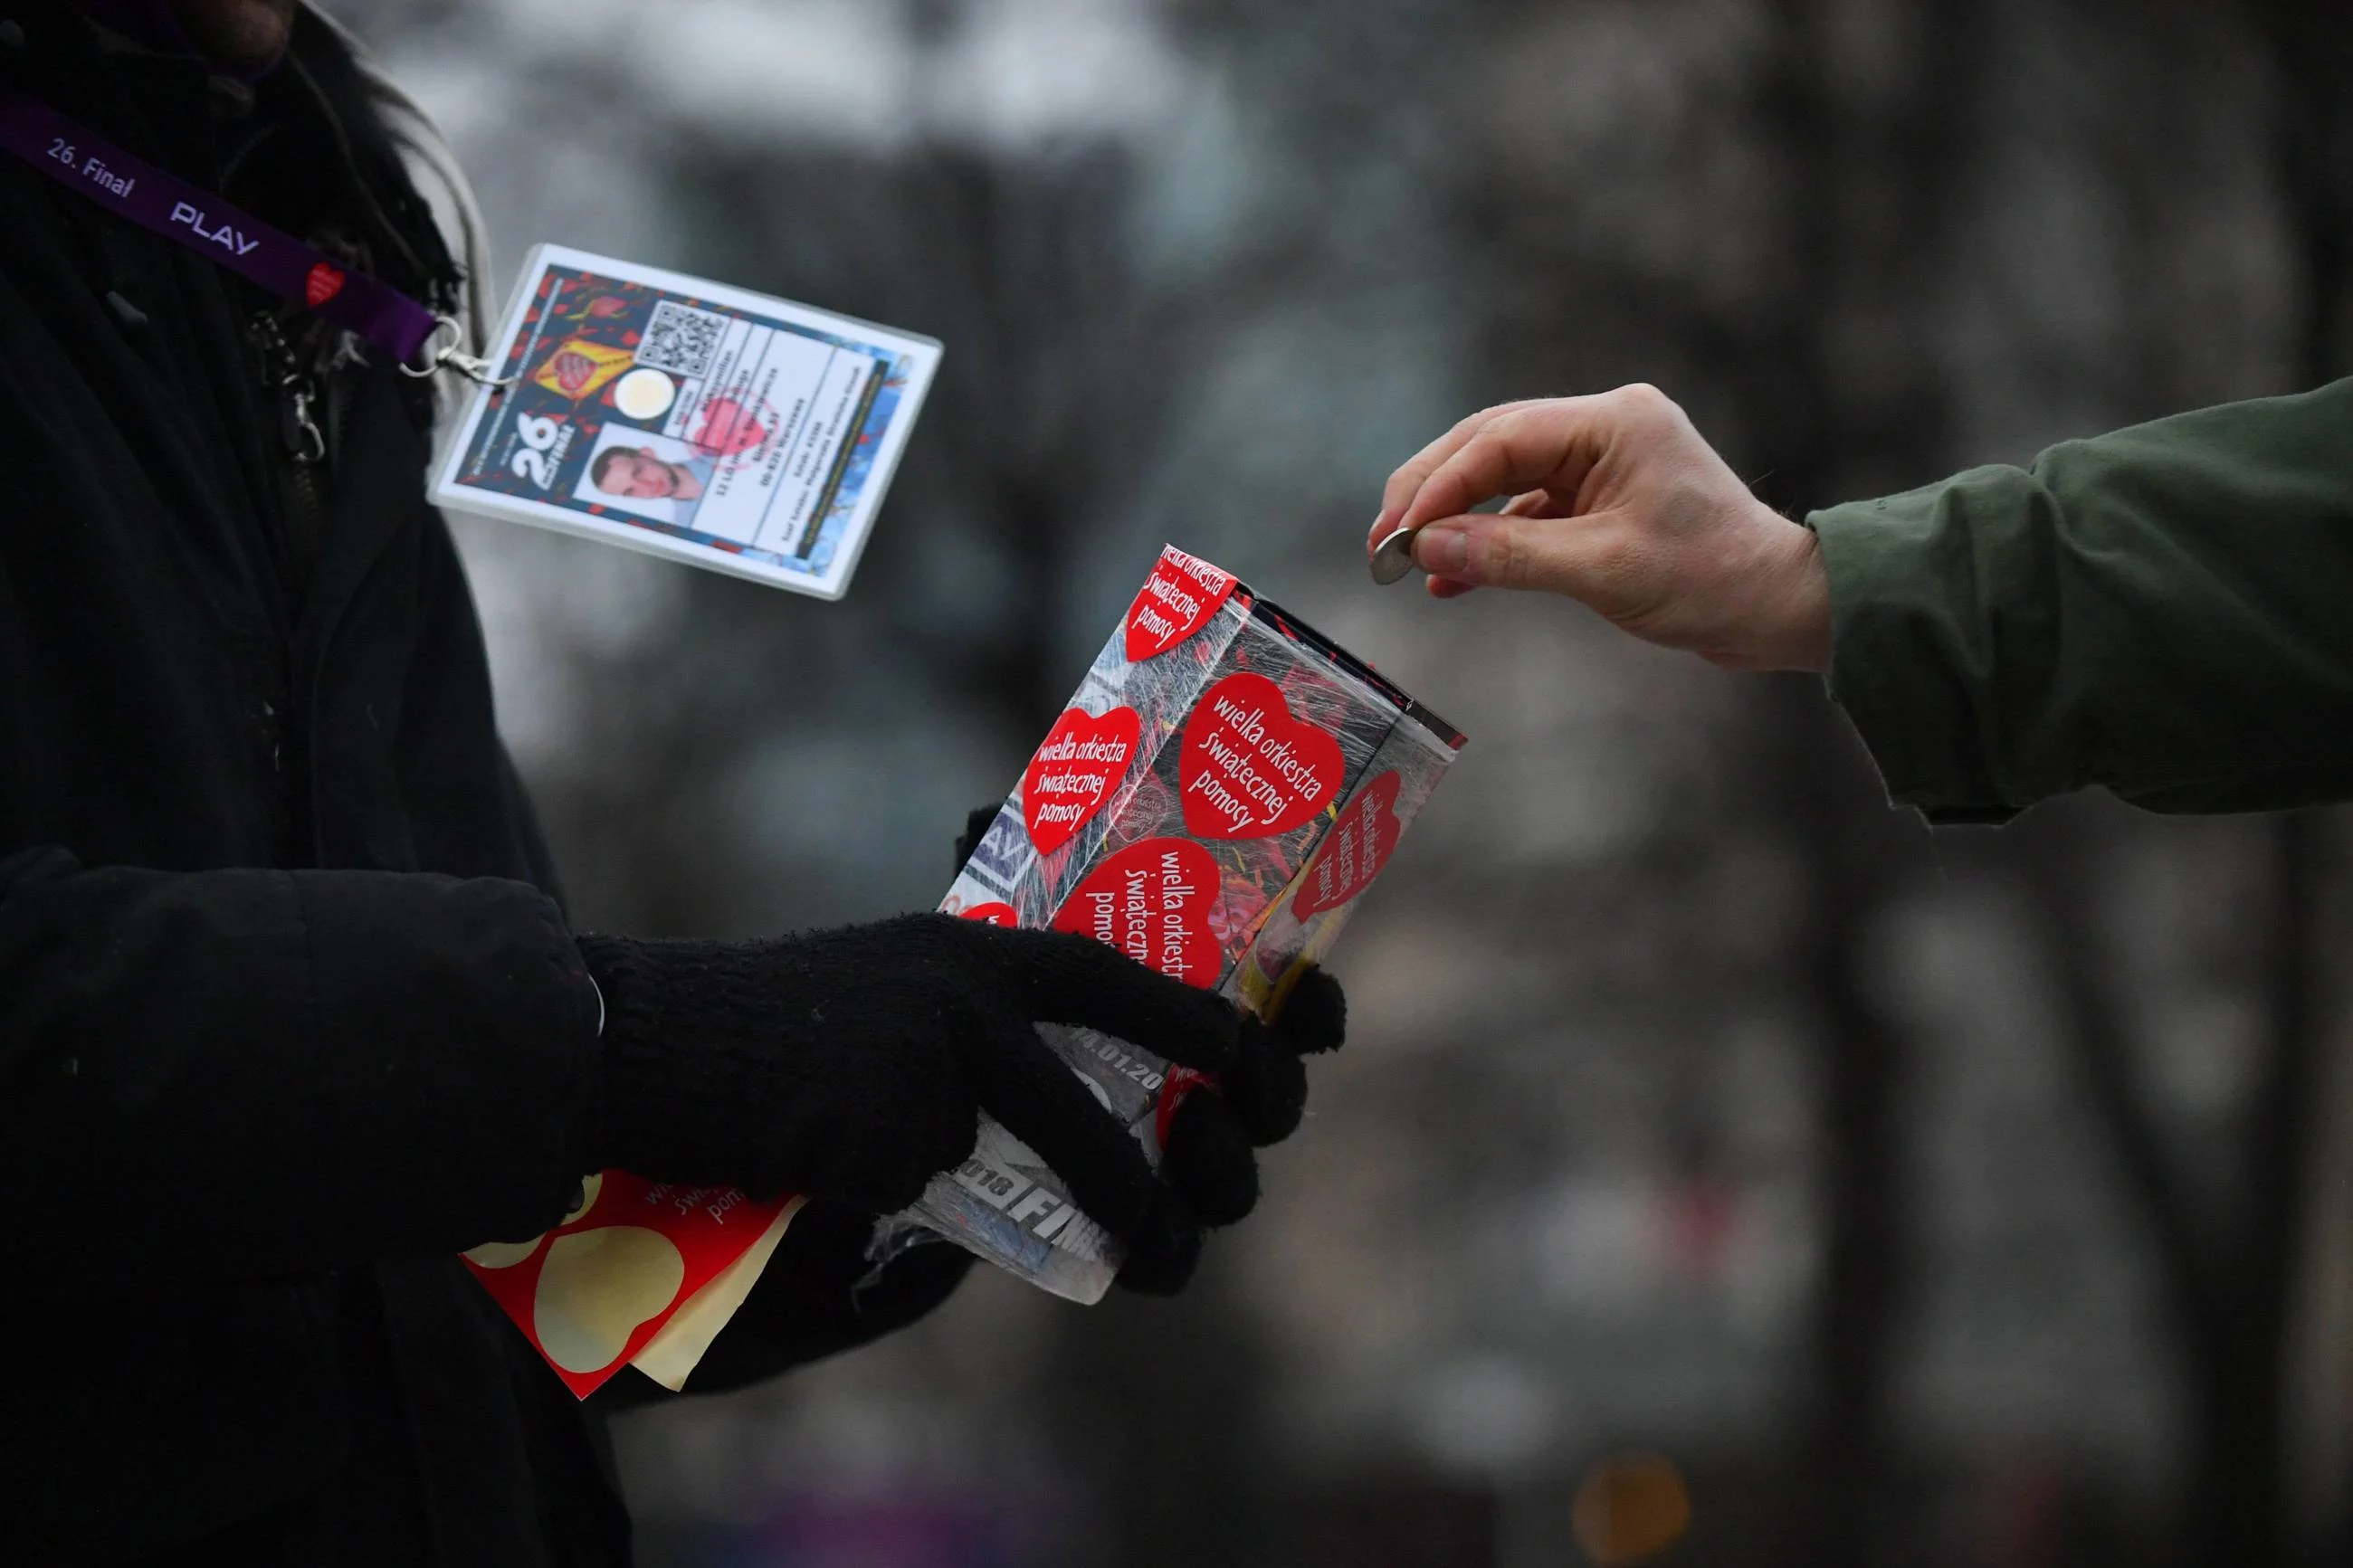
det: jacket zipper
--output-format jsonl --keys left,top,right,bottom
{"left": 249, "top": 310, "right": 328, "bottom": 865}
{"left": 251, "top": 311, "right": 327, "bottom": 570}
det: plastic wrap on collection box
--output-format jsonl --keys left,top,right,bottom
{"left": 906, "top": 545, "right": 1465, "bottom": 1302}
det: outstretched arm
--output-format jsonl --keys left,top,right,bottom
{"left": 1373, "top": 379, "right": 2353, "bottom": 820}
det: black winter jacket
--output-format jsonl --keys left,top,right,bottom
{"left": 0, "top": 6, "right": 963, "bottom": 1563}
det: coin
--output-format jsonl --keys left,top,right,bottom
{"left": 1368, "top": 524, "right": 1420, "bottom": 585}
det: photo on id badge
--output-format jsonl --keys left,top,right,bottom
{"left": 431, "top": 244, "right": 941, "bottom": 600}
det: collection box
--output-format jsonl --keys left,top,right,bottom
{"left": 916, "top": 546, "right": 1464, "bottom": 1301}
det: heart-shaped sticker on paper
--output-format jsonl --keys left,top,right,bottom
{"left": 1051, "top": 837, "right": 1223, "bottom": 988}
{"left": 1180, "top": 672, "right": 1342, "bottom": 840}
{"left": 532, "top": 1226, "right": 686, "bottom": 1375}
{"left": 1291, "top": 771, "right": 1402, "bottom": 918}
{"left": 1123, "top": 547, "right": 1237, "bottom": 662}
{"left": 1023, "top": 707, "right": 1140, "bottom": 854}
{"left": 958, "top": 901, "right": 1017, "bottom": 926}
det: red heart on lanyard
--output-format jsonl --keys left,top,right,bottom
{"left": 1123, "top": 547, "right": 1237, "bottom": 662}
{"left": 304, "top": 261, "right": 346, "bottom": 309}
{"left": 1291, "top": 770, "right": 1402, "bottom": 917}
{"left": 1179, "top": 672, "right": 1342, "bottom": 840}
{"left": 1022, "top": 707, "right": 1140, "bottom": 854}
{"left": 1051, "top": 837, "right": 1223, "bottom": 988}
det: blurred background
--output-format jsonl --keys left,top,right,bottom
{"left": 342, "top": 2, "right": 2353, "bottom": 1563}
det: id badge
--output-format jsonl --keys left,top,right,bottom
{"left": 431, "top": 244, "right": 941, "bottom": 601}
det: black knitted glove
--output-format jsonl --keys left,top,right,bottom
{"left": 576, "top": 914, "right": 1344, "bottom": 1295}
{"left": 949, "top": 804, "right": 1346, "bottom": 1291}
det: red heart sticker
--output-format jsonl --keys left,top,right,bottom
{"left": 957, "top": 901, "right": 1017, "bottom": 926}
{"left": 1123, "top": 547, "right": 1238, "bottom": 662}
{"left": 1022, "top": 707, "right": 1141, "bottom": 854}
{"left": 691, "top": 395, "right": 772, "bottom": 458}
{"left": 1051, "top": 837, "right": 1222, "bottom": 988}
{"left": 304, "top": 261, "right": 346, "bottom": 309}
{"left": 1179, "top": 672, "right": 1343, "bottom": 840}
{"left": 1291, "top": 771, "right": 1403, "bottom": 918}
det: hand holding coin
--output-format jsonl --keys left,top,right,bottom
{"left": 1363, "top": 385, "right": 1830, "bottom": 675}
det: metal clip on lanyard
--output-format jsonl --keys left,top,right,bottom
{"left": 0, "top": 84, "right": 513, "bottom": 387}
{"left": 398, "top": 315, "right": 514, "bottom": 389}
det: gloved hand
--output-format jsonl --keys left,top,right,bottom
{"left": 576, "top": 913, "right": 1343, "bottom": 1295}
{"left": 951, "top": 805, "right": 1348, "bottom": 1289}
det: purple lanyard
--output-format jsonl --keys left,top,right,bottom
{"left": 0, "top": 82, "right": 491, "bottom": 378}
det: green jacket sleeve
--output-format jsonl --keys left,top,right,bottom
{"left": 1810, "top": 377, "right": 2353, "bottom": 822}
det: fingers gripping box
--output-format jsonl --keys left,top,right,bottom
{"left": 912, "top": 546, "right": 1464, "bottom": 1302}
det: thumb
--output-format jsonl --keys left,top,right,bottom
{"left": 1407, "top": 508, "right": 1630, "bottom": 598}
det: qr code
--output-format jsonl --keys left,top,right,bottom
{"left": 634, "top": 299, "right": 728, "bottom": 378}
